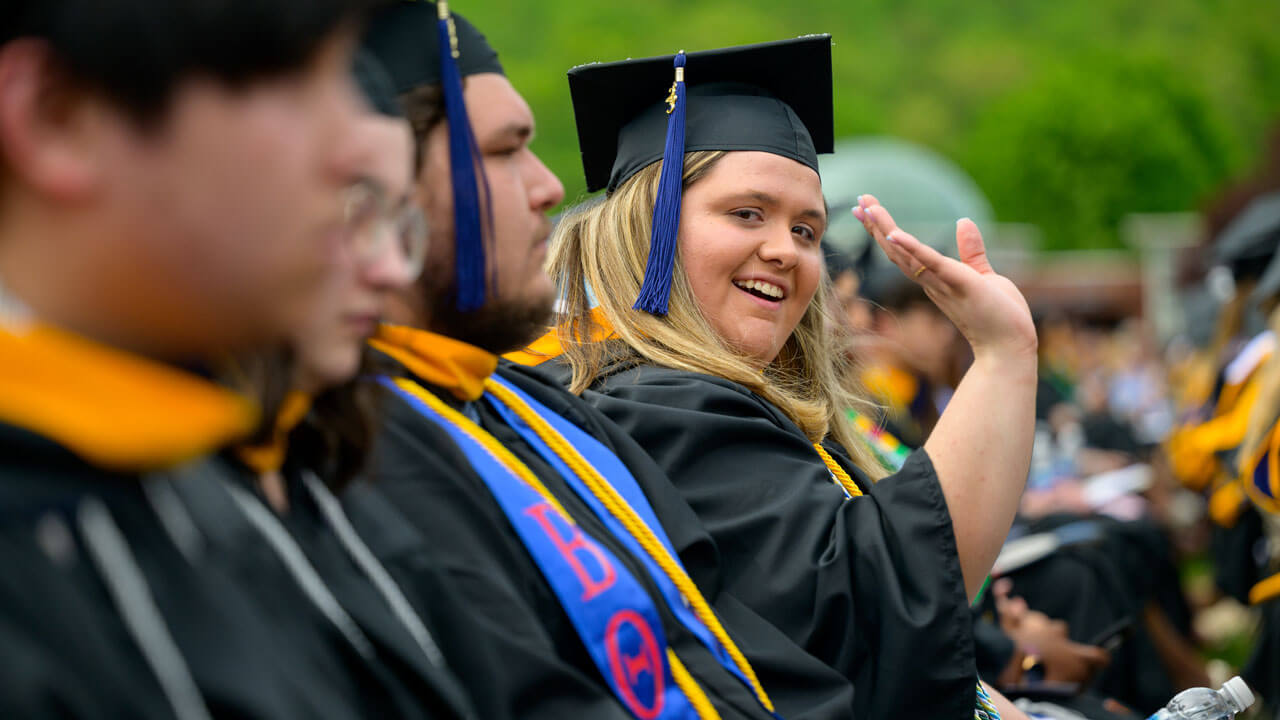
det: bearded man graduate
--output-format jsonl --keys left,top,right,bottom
{"left": 349, "top": 3, "right": 858, "bottom": 719}
{"left": 0, "top": 1, "right": 469, "bottom": 717}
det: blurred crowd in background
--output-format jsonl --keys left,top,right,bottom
{"left": 812, "top": 121, "right": 1280, "bottom": 716}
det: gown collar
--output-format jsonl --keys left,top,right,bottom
{"left": 504, "top": 307, "right": 616, "bottom": 367}
{"left": 0, "top": 321, "right": 257, "bottom": 472}
{"left": 369, "top": 323, "right": 498, "bottom": 402}
{"left": 235, "top": 391, "right": 313, "bottom": 475}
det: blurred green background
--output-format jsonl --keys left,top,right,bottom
{"left": 464, "top": 0, "right": 1280, "bottom": 251}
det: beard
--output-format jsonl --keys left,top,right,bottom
{"left": 418, "top": 210, "right": 557, "bottom": 354}
{"left": 425, "top": 278, "right": 555, "bottom": 355}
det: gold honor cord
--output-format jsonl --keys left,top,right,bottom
{"left": 483, "top": 378, "right": 777, "bottom": 714}
{"left": 1250, "top": 573, "right": 1280, "bottom": 606}
{"left": 389, "top": 378, "right": 572, "bottom": 521}
{"left": 814, "top": 443, "right": 863, "bottom": 497}
{"left": 667, "top": 649, "right": 723, "bottom": 720}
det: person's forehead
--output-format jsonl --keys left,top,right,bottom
{"left": 700, "top": 152, "right": 824, "bottom": 207}
{"left": 718, "top": 150, "right": 820, "bottom": 177}
{"left": 467, "top": 73, "right": 533, "bottom": 133}
{"left": 357, "top": 114, "right": 413, "bottom": 191}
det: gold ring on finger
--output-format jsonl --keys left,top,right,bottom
{"left": 913, "top": 265, "right": 927, "bottom": 279}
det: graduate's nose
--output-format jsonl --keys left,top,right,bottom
{"left": 757, "top": 225, "right": 799, "bottom": 270}
{"left": 524, "top": 150, "right": 564, "bottom": 213}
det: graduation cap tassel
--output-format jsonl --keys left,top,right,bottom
{"left": 438, "top": 1, "right": 490, "bottom": 312}
{"left": 633, "top": 52, "right": 687, "bottom": 316}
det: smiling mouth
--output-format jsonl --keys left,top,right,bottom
{"left": 733, "top": 279, "right": 785, "bottom": 302}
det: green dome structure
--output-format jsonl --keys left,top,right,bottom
{"left": 819, "top": 136, "right": 996, "bottom": 257}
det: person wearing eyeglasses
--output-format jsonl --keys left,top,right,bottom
{"left": 166, "top": 54, "right": 479, "bottom": 720}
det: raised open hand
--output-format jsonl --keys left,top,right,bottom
{"left": 851, "top": 194, "right": 1037, "bottom": 360}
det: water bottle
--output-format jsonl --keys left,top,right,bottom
{"left": 1147, "top": 676, "right": 1255, "bottom": 720}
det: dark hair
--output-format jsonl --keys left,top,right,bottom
{"left": 290, "top": 359, "right": 385, "bottom": 491}
{"left": 232, "top": 346, "right": 383, "bottom": 491}
{"left": 860, "top": 263, "right": 934, "bottom": 315}
{"left": 872, "top": 280, "right": 933, "bottom": 314}
{"left": 4, "top": 0, "right": 375, "bottom": 122}
{"left": 399, "top": 83, "right": 446, "bottom": 175}
{"left": 822, "top": 240, "right": 856, "bottom": 280}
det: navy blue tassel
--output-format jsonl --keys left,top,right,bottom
{"left": 438, "top": 1, "right": 491, "bottom": 312}
{"left": 633, "top": 52, "right": 687, "bottom": 316}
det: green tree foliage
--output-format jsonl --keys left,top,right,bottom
{"left": 462, "top": 0, "right": 1280, "bottom": 250}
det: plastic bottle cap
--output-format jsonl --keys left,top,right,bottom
{"left": 1223, "top": 677, "right": 1255, "bottom": 710}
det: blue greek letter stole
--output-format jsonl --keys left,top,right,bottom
{"left": 484, "top": 375, "right": 764, "bottom": 697}
{"left": 381, "top": 376, "right": 746, "bottom": 720}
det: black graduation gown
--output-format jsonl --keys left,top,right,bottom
{"left": 548, "top": 358, "right": 978, "bottom": 720}
{"left": 972, "top": 613, "right": 1016, "bottom": 681}
{"left": 181, "top": 455, "right": 477, "bottom": 720}
{"left": 0, "top": 423, "right": 428, "bottom": 719}
{"left": 352, "top": 355, "right": 856, "bottom": 720}
{"left": 1211, "top": 504, "right": 1267, "bottom": 604}
{"left": 1244, "top": 595, "right": 1280, "bottom": 707}
{"left": 1007, "top": 514, "right": 1180, "bottom": 712}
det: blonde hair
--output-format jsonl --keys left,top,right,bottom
{"left": 548, "top": 151, "right": 887, "bottom": 479}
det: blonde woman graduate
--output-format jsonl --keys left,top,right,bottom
{"left": 513, "top": 37, "right": 1037, "bottom": 720}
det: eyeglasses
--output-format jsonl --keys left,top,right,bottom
{"left": 342, "top": 179, "right": 428, "bottom": 282}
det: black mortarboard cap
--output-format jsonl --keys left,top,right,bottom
{"left": 1212, "top": 190, "right": 1280, "bottom": 281}
{"left": 353, "top": 51, "right": 402, "bottom": 118}
{"left": 362, "top": 1, "right": 503, "bottom": 94}
{"left": 1252, "top": 246, "right": 1280, "bottom": 307}
{"left": 361, "top": 1, "right": 504, "bottom": 312}
{"left": 569, "top": 36, "right": 834, "bottom": 195}
{"left": 567, "top": 36, "right": 834, "bottom": 315}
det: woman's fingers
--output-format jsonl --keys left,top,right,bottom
{"left": 859, "top": 203, "right": 915, "bottom": 267}
{"left": 851, "top": 197, "right": 986, "bottom": 295}
{"left": 889, "top": 228, "right": 972, "bottom": 296}
{"left": 861, "top": 199, "right": 901, "bottom": 239}
{"left": 851, "top": 194, "right": 882, "bottom": 235}
{"left": 853, "top": 206, "right": 906, "bottom": 269}
{"left": 856, "top": 193, "right": 881, "bottom": 216}
{"left": 955, "top": 218, "right": 994, "bottom": 275}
